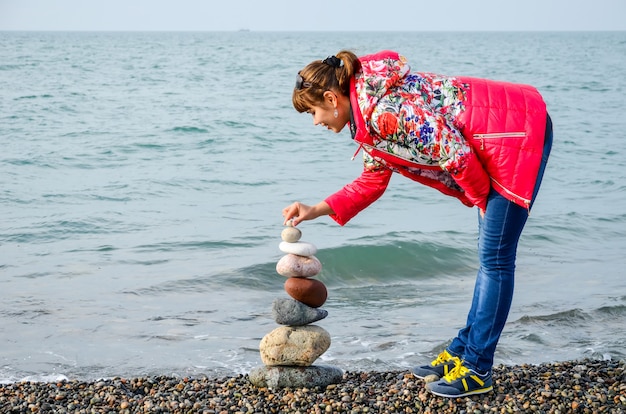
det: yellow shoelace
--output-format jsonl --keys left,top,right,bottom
{"left": 442, "top": 359, "right": 469, "bottom": 382}
{"left": 431, "top": 352, "right": 446, "bottom": 366}
{"left": 432, "top": 350, "right": 457, "bottom": 366}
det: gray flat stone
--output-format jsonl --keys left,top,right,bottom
{"left": 272, "top": 297, "right": 328, "bottom": 326}
{"left": 248, "top": 365, "right": 343, "bottom": 388}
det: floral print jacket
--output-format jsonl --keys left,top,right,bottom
{"left": 325, "top": 50, "right": 548, "bottom": 226}
{"left": 358, "top": 55, "right": 469, "bottom": 173}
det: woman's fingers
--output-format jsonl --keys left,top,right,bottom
{"left": 282, "top": 202, "right": 302, "bottom": 225}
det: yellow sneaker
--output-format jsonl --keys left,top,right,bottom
{"left": 411, "top": 350, "right": 460, "bottom": 379}
{"left": 426, "top": 361, "right": 493, "bottom": 397}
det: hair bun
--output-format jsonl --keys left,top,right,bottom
{"left": 322, "top": 55, "right": 342, "bottom": 68}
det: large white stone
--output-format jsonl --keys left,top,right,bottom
{"left": 279, "top": 241, "right": 317, "bottom": 257}
{"left": 259, "top": 325, "right": 331, "bottom": 367}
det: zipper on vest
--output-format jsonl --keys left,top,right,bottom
{"left": 491, "top": 177, "right": 532, "bottom": 209}
{"left": 473, "top": 132, "right": 526, "bottom": 150}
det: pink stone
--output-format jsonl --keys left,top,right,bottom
{"left": 284, "top": 277, "right": 327, "bottom": 308}
{"left": 276, "top": 254, "right": 322, "bottom": 278}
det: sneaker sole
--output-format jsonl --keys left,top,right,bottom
{"left": 428, "top": 385, "right": 493, "bottom": 398}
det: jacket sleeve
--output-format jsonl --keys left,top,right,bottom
{"left": 324, "top": 168, "right": 393, "bottom": 226}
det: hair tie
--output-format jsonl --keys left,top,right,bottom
{"left": 322, "top": 55, "right": 342, "bottom": 68}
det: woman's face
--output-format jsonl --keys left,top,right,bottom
{"left": 307, "top": 91, "right": 350, "bottom": 133}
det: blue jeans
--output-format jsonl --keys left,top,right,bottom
{"left": 447, "top": 115, "right": 553, "bottom": 373}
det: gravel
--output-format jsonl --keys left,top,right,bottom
{"left": 1, "top": 359, "right": 624, "bottom": 413}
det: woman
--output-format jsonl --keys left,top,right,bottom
{"left": 282, "top": 50, "right": 552, "bottom": 398}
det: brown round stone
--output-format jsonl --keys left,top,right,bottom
{"left": 284, "top": 277, "right": 327, "bottom": 308}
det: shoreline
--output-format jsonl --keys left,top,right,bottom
{"left": 1, "top": 359, "right": 624, "bottom": 413}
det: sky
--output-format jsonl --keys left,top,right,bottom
{"left": 1, "top": 0, "right": 625, "bottom": 32}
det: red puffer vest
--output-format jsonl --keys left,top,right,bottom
{"left": 453, "top": 76, "right": 547, "bottom": 208}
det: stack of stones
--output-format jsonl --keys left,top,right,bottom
{"left": 248, "top": 224, "right": 343, "bottom": 389}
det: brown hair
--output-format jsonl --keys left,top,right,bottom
{"left": 292, "top": 50, "right": 361, "bottom": 113}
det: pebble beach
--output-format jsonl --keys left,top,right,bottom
{"left": 1, "top": 359, "right": 624, "bottom": 413}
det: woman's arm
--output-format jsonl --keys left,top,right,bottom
{"left": 282, "top": 201, "right": 334, "bottom": 227}
{"left": 282, "top": 168, "right": 392, "bottom": 227}
{"left": 324, "top": 168, "right": 393, "bottom": 226}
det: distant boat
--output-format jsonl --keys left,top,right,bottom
{"left": 238, "top": 29, "right": 251, "bottom": 32}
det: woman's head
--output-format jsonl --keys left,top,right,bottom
{"left": 292, "top": 50, "right": 361, "bottom": 132}
{"left": 292, "top": 50, "right": 360, "bottom": 112}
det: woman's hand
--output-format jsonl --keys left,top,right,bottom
{"left": 282, "top": 201, "right": 333, "bottom": 226}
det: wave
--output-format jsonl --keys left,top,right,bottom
{"left": 169, "top": 126, "right": 209, "bottom": 134}
{"left": 507, "top": 302, "right": 626, "bottom": 361}
{"left": 3, "top": 218, "right": 127, "bottom": 243}
{"left": 515, "top": 308, "right": 592, "bottom": 326}
{"left": 202, "top": 238, "right": 478, "bottom": 291}
{"left": 315, "top": 239, "right": 476, "bottom": 286}
{"left": 122, "top": 237, "right": 478, "bottom": 296}
{"left": 132, "top": 240, "right": 258, "bottom": 253}
{"left": 513, "top": 303, "right": 626, "bottom": 327}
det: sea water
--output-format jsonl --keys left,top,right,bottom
{"left": 1, "top": 31, "right": 625, "bottom": 382}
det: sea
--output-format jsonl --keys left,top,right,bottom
{"left": 1, "top": 31, "right": 625, "bottom": 383}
